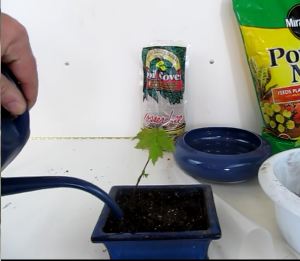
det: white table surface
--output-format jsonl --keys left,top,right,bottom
{"left": 1, "top": 138, "right": 299, "bottom": 259}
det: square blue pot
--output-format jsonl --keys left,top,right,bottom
{"left": 91, "top": 184, "right": 221, "bottom": 259}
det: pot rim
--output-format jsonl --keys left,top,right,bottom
{"left": 258, "top": 148, "right": 300, "bottom": 217}
{"left": 91, "top": 184, "right": 221, "bottom": 242}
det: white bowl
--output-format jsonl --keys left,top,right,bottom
{"left": 258, "top": 148, "right": 300, "bottom": 254}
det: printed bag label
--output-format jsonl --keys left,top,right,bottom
{"left": 234, "top": 0, "right": 300, "bottom": 140}
{"left": 142, "top": 46, "right": 186, "bottom": 138}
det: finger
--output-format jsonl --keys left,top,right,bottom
{"left": 6, "top": 53, "right": 38, "bottom": 109}
{"left": 1, "top": 74, "right": 27, "bottom": 115}
{"left": 1, "top": 13, "right": 38, "bottom": 109}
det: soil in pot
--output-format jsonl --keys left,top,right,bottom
{"left": 103, "top": 187, "right": 209, "bottom": 233}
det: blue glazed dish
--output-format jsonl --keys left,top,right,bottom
{"left": 91, "top": 184, "right": 221, "bottom": 260}
{"left": 174, "top": 127, "right": 272, "bottom": 183}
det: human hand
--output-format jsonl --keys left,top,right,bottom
{"left": 1, "top": 13, "right": 38, "bottom": 116}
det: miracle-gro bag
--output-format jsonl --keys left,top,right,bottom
{"left": 233, "top": 0, "right": 300, "bottom": 153}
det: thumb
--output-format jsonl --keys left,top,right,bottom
{"left": 1, "top": 74, "right": 27, "bottom": 115}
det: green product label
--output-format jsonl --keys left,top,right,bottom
{"left": 233, "top": 0, "right": 300, "bottom": 28}
{"left": 142, "top": 46, "right": 186, "bottom": 105}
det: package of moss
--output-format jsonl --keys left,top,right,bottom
{"left": 233, "top": 0, "right": 300, "bottom": 153}
{"left": 141, "top": 44, "right": 187, "bottom": 139}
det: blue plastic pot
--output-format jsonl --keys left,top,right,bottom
{"left": 174, "top": 127, "right": 272, "bottom": 183}
{"left": 91, "top": 184, "right": 221, "bottom": 259}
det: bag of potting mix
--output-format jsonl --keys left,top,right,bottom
{"left": 141, "top": 45, "right": 187, "bottom": 139}
{"left": 233, "top": 0, "right": 300, "bottom": 153}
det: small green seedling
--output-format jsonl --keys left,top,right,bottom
{"left": 133, "top": 127, "right": 175, "bottom": 187}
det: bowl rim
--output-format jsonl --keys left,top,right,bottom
{"left": 180, "top": 127, "right": 267, "bottom": 159}
{"left": 258, "top": 148, "right": 300, "bottom": 217}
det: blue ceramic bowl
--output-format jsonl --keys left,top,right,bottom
{"left": 174, "top": 127, "right": 272, "bottom": 183}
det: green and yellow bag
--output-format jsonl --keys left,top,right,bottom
{"left": 233, "top": 0, "right": 300, "bottom": 153}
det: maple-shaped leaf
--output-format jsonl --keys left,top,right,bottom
{"left": 133, "top": 128, "right": 175, "bottom": 165}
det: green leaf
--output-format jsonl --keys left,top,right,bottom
{"left": 133, "top": 127, "right": 175, "bottom": 165}
{"left": 295, "top": 139, "right": 300, "bottom": 148}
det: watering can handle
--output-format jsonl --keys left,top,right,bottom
{"left": 1, "top": 176, "right": 123, "bottom": 219}
{"left": 1, "top": 64, "right": 31, "bottom": 170}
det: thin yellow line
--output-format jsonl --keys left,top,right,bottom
{"left": 30, "top": 136, "right": 133, "bottom": 140}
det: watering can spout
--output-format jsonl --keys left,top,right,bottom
{"left": 1, "top": 65, "right": 123, "bottom": 220}
{"left": 1, "top": 176, "right": 124, "bottom": 219}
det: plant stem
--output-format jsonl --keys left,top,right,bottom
{"left": 135, "top": 158, "right": 150, "bottom": 188}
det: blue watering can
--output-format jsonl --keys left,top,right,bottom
{"left": 1, "top": 65, "right": 123, "bottom": 219}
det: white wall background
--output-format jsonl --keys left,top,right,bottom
{"left": 2, "top": 0, "right": 263, "bottom": 137}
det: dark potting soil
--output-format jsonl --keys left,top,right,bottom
{"left": 103, "top": 187, "right": 209, "bottom": 233}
